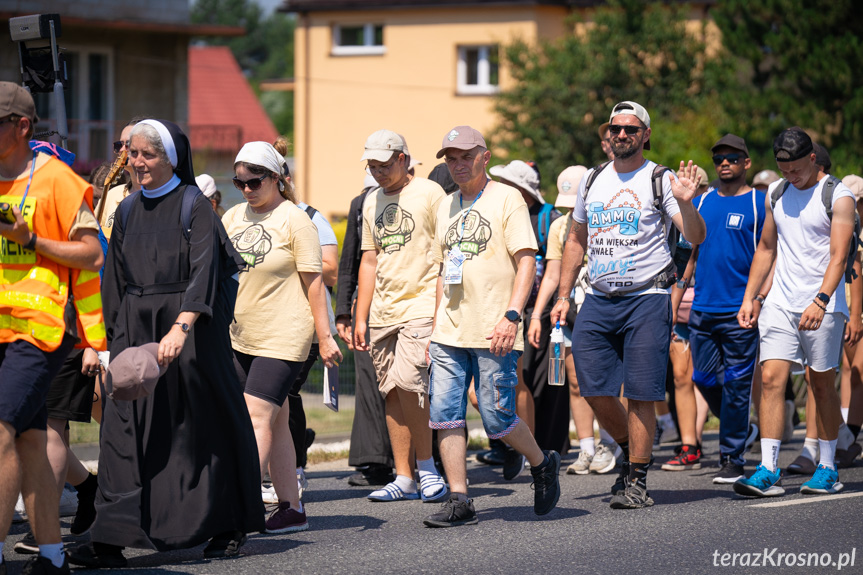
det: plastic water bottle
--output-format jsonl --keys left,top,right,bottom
{"left": 548, "top": 321, "right": 565, "bottom": 386}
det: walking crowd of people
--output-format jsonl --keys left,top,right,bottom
{"left": 1, "top": 81, "right": 862, "bottom": 573}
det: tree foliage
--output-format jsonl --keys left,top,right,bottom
{"left": 710, "top": 0, "right": 863, "bottom": 174}
{"left": 191, "top": 0, "right": 295, "bottom": 138}
{"left": 493, "top": 0, "right": 731, "bottom": 195}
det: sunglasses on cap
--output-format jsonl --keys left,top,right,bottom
{"left": 712, "top": 153, "right": 744, "bottom": 165}
{"left": 113, "top": 140, "right": 130, "bottom": 153}
{"left": 232, "top": 174, "right": 270, "bottom": 192}
{"left": 609, "top": 125, "right": 643, "bottom": 136}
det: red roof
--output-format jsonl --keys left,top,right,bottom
{"left": 188, "top": 46, "right": 278, "bottom": 152}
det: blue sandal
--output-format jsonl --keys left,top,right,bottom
{"left": 368, "top": 481, "right": 420, "bottom": 502}
{"left": 420, "top": 474, "right": 449, "bottom": 502}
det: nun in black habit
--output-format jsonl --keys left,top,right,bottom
{"left": 69, "top": 120, "right": 264, "bottom": 567}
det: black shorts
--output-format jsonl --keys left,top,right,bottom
{"left": 233, "top": 350, "right": 304, "bottom": 407}
{"left": 46, "top": 348, "right": 96, "bottom": 423}
{"left": 0, "top": 335, "right": 76, "bottom": 434}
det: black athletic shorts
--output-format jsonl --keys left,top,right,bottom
{"left": 46, "top": 347, "right": 96, "bottom": 422}
{"left": 233, "top": 349, "right": 304, "bottom": 407}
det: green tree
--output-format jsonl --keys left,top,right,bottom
{"left": 710, "top": 0, "right": 863, "bottom": 175}
{"left": 191, "top": 0, "right": 295, "bottom": 138}
{"left": 493, "top": 0, "right": 732, "bottom": 196}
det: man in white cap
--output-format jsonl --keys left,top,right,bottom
{"left": 424, "top": 125, "right": 561, "bottom": 528}
{"left": 752, "top": 169, "right": 780, "bottom": 192}
{"left": 552, "top": 101, "right": 706, "bottom": 509}
{"left": 353, "top": 129, "right": 448, "bottom": 504}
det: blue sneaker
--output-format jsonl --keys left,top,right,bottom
{"left": 800, "top": 464, "right": 844, "bottom": 495}
{"left": 733, "top": 464, "right": 785, "bottom": 497}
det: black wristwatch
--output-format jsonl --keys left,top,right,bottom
{"left": 174, "top": 322, "right": 190, "bottom": 334}
{"left": 503, "top": 309, "right": 521, "bottom": 323}
{"left": 676, "top": 278, "right": 689, "bottom": 290}
{"left": 815, "top": 292, "right": 830, "bottom": 305}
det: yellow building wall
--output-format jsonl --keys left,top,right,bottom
{"left": 294, "top": 6, "right": 569, "bottom": 219}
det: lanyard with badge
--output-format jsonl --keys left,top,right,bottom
{"left": 445, "top": 179, "right": 487, "bottom": 285}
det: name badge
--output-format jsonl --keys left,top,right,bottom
{"left": 444, "top": 246, "right": 465, "bottom": 285}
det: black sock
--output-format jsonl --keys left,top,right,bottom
{"left": 534, "top": 453, "right": 550, "bottom": 471}
{"left": 618, "top": 441, "right": 630, "bottom": 462}
{"left": 849, "top": 424, "right": 861, "bottom": 441}
{"left": 628, "top": 459, "right": 653, "bottom": 487}
{"left": 452, "top": 492, "right": 468, "bottom": 502}
{"left": 75, "top": 473, "right": 98, "bottom": 497}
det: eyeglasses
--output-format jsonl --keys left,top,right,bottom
{"left": 113, "top": 140, "right": 129, "bottom": 153}
{"left": 0, "top": 116, "right": 19, "bottom": 128}
{"left": 232, "top": 174, "right": 269, "bottom": 191}
{"left": 712, "top": 153, "right": 744, "bottom": 165}
{"left": 609, "top": 125, "right": 643, "bottom": 136}
{"left": 367, "top": 160, "right": 396, "bottom": 174}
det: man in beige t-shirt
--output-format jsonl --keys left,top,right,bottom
{"left": 354, "top": 130, "right": 448, "bottom": 504}
{"left": 422, "top": 126, "right": 561, "bottom": 529}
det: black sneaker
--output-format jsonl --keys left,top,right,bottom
{"left": 1, "top": 559, "right": 6, "bottom": 575}
{"left": 609, "top": 480, "right": 654, "bottom": 509}
{"left": 203, "top": 530, "right": 247, "bottom": 559}
{"left": 21, "top": 555, "right": 70, "bottom": 575}
{"left": 713, "top": 459, "right": 745, "bottom": 485}
{"left": 347, "top": 464, "right": 395, "bottom": 487}
{"left": 66, "top": 543, "right": 128, "bottom": 569}
{"left": 14, "top": 531, "right": 38, "bottom": 554}
{"left": 530, "top": 450, "right": 561, "bottom": 516}
{"left": 502, "top": 448, "right": 526, "bottom": 480}
{"left": 611, "top": 459, "right": 631, "bottom": 495}
{"left": 476, "top": 441, "right": 507, "bottom": 466}
{"left": 423, "top": 494, "right": 479, "bottom": 528}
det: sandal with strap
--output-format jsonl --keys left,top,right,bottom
{"left": 368, "top": 481, "right": 420, "bottom": 502}
{"left": 419, "top": 473, "right": 449, "bottom": 503}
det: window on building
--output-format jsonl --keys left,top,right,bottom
{"left": 457, "top": 45, "right": 499, "bottom": 95}
{"left": 332, "top": 24, "right": 385, "bottom": 56}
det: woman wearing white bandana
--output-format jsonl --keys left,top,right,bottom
{"left": 69, "top": 120, "right": 265, "bottom": 568}
{"left": 222, "top": 141, "right": 342, "bottom": 534}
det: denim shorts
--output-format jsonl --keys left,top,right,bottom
{"left": 572, "top": 293, "right": 671, "bottom": 401}
{"left": 428, "top": 342, "right": 521, "bottom": 439}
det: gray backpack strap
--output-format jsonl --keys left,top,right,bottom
{"left": 581, "top": 160, "right": 612, "bottom": 202}
{"left": 770, "top": 179, "right": 792, "bottom": 211}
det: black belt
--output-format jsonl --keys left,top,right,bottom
{"left": 126, "top": 281, "right": 189, "bottom": 296}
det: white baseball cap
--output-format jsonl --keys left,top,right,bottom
{"left": 555, "top": 165, "right": 587, "bottom": 209}
{"left": 361, "top": 129, "right": 407, "bottom": 163}
{"left": 490, "top": 160, "right": 543, "bottom": 204}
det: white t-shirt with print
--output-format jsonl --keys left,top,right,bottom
{"left": 768, "top": 177, "right": 854, "bottom": 317}
{"left": 572, "top": 160, "right": 680, "bottom": 296}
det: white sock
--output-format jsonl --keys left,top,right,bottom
{"left": 761, "top": 438, "right": 782, "bottom": 472}
{"left": 838, "top": 422, "right": 855, "bottom": 450}
{"left": 841, "top": 407, "right": 850, "bottom": 423}
{"left": 394, "top": 474, "right": 416, "bottom": 493}
{"left": 39, "top": 543, "right": 65, "bottom": 568}
{"left": 657, "top": 413, "right": 674, "bottom": 429}
{"left": 417, "top": 457, "right": 437, "bottom": 476}
{"left": 579, "top": 437, "right": 596, "bottom": 456}
{"left": 818, "top": 438, "right": 838, "bottom": 470}
{"left": 801, "top": 437, "right": 819, "bottom": 462}
{"left": 599, "top": 428, "right": 615, "bottom": 445}
{"left": 0, "top": 541, "right": 4, "bottom": 562}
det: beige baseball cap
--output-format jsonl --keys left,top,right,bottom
{"left": 435, "top": 125, "right": 487, "bottom": 159}
{"left": 555, "top": 165, "right": 587, "bottom": 209}
{"left": 842, "top": 175, "right": 863, "bottom": 202}
{"left": 0, "top": 81, "right": 39, "bottom": 123}
{"left": 361, "top": 129, "right": 407, "bottom": 162}
{"left": 490, "top": 160, "right": 543, "bottom": 204}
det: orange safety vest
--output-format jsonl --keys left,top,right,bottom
{"left": 0, "top": 155, "right": 107, "bottom": 352}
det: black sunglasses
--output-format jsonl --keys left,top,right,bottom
{"left": 712, "top": 153, "right": 744, "bottom": 165}
{"left": 609, "top": 124, "right": 643, "bottom": 136}
{"left": 232, "top": 174, "right": 269, "bottom": 191}
{"left": 112, "top": 140, "right": 129, "bottom": 153}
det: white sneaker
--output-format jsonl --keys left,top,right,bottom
{"left": 297, "top": 468, "right": 308, "bottom": 499}
{"left": 566, "top": 450, "right": 593, "bottom": 475}
{"left": 13, "top": 493, "right": 26, "bottom": 523}
{"left": 261, "top": 484, "right": 278, "bottom": 504}
{"left": 589, "top": 444, "right": 617, "bottom": 474}
{"left": 59, "top": 484, "right": 78, "bottom": 517}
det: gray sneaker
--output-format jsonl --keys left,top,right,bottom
{"left": 589, "top": 444, "right": 617, "bottom": 474}
{"left": 609, "top": 480, "right": 654, "bottom": 509}
{"left": 423, "top": 494, "right": 479, "bottom": 528}
{"left": 567, "top": 450, "right": 593, "bottom": 475}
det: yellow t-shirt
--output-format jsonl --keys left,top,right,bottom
{"left": 95, "top": 183, "right": 130, "bottom": 240}
{"left": 361, "top": 177, "right": 445, "bottom": 327}
{"left": 545, "top": 214, "right": 569, "bottom": 261}
{"left": 431, "top": 181, "right": 538, "bottom": 351}
{"left": 222, "top": 201, "right": 323, "bottom": 361}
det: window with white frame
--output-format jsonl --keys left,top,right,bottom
{"left": 332, "top": 24, "right": 385, "bottom": 56}
{"left": 457, "top": 45, "right": 499, "bottom": 95}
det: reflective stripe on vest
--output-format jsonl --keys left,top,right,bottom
{"left": 0, "top": 314, "right": 65, "bottom": 344}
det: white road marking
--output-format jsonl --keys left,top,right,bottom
{"left": 749, "top": 491, "right": 863, "bottom": 508}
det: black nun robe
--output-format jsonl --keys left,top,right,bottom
{"left": 93, "top": 120, "right": 264, "bottom": 550}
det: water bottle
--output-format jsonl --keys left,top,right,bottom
{"left": 548, "top": 321, "right": 565, "bottom": 386}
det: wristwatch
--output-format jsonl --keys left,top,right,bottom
{"left": 676, "top": 278, "right": 689, "bottom": 290}
{"left": 503, "top": 309, "right": 521, "bottom": 323}
{"left": 174, "top": 322, "right": 190, "bottom": 334}
{"left": 815, "top": 292, "right": 830, "bottom": 305}
{"left": 754, "top": 294, "right": 766, "bottom": 305}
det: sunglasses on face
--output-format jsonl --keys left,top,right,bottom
{"left": 232, "top": 174, "right": 269, "bottom": 191}
{"left": 712, "top": 153, "right": 744, "bottom": 165}
{"left": 609, "top": 125, "right": 643, "bottom": 136}
{"left": 113, "top": 140, "right": 129, "bottom": 153}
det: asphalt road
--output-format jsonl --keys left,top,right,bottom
{"left": 4, "top": 429, "right": 863, "bottom": 575}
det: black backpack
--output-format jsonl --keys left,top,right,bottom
{"left": 770, "top": 175, "right": 860, "bottom": 283}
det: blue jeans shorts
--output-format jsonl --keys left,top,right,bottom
{"left": 428, "top": 342, "right": 521, "bottom": 439}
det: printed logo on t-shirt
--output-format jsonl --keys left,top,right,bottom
{"left": 443, "top": 211, "right": 492, "bottom": 259}
{"left": 374, "top": 203, "right": 415, "bottom": 253}
{"left": 585, "top": 189, "right": 642, "bottom": 282}
{"left": 726, "top": 213, "right": 744, "bottom": 230}
{"left": 231, "top": 224, "right": 273, "bottom": 268}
